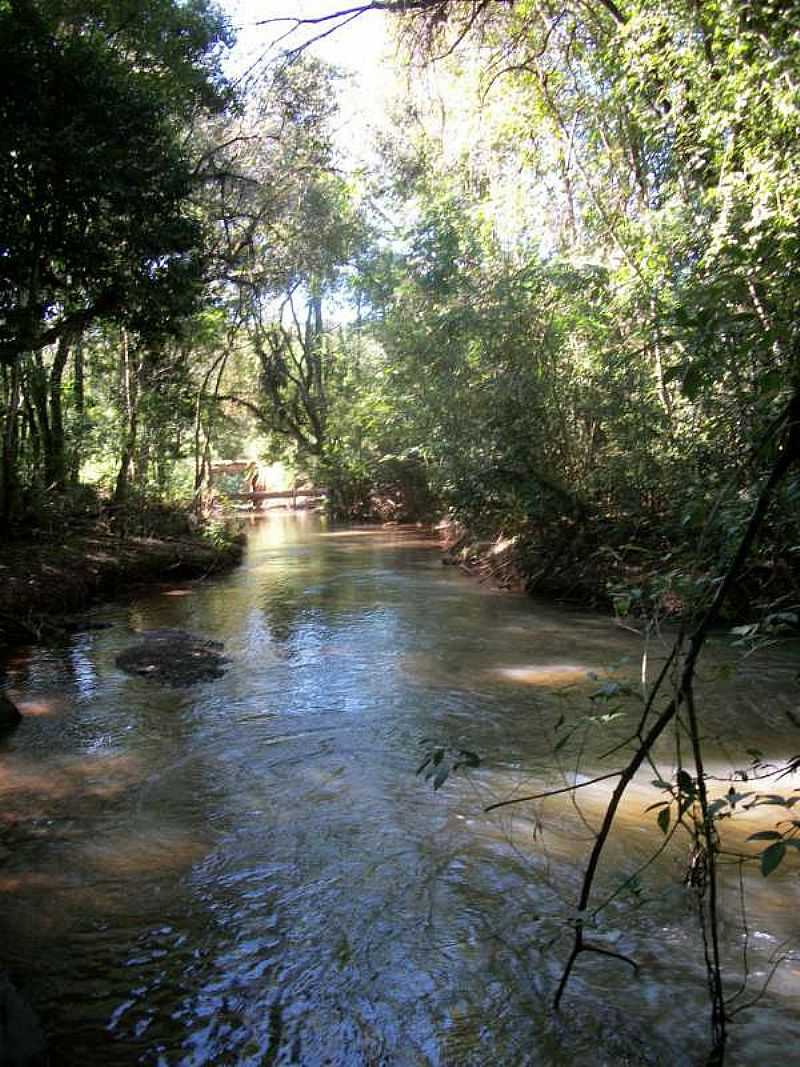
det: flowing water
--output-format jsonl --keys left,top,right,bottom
{"left": 1, "top": 515, "right": 799, "bottom": 1066}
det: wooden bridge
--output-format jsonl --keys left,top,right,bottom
{"left": 227, "top": 487, "right": 326, "bottom": 510}
{"left": 207, "top": 462, "right": 325, "bottom": 510}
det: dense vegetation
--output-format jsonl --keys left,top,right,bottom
{"left": 2, "top": 5, "right": 799, "bottom": 1058}
{"left": 347, "top": 0, "right": 800, "bottom": 622}
{"left": 3, "top": 0, "right": 798, "bottom": 624}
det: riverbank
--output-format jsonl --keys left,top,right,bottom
{"left": 0, "top": 525, "right": 244, "bottom": 650}
{"left": 443, "top": 514, "right": 797, "bottom": 624}
{"left": 443, "top": 518, "right": 677, "bottom": 610}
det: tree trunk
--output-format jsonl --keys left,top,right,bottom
{"left": 44, "top": 332, "right": 72, "bottom": 489}
{"left": 1, "top": 361, "right": 22, "bottom": 527}
{"left": 70, "top": 337, "right": 84, "bottom": 484}
{"left": 193, "top": 348, "right": 229, "bottom": 510}
{"left": 113, "top": 330, "right": 138, "bottom": 510}
{"left": 24, "top": 333, "right": 72, "bottom": 491}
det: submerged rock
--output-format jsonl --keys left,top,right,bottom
{"left": 115, "top": 629, "right": 230, "bottom": 687}
{"left": 0, "top": 971, "right": 47, "bottom": 1066}
{"left": 0, "top": 692, "right": 21, "bottom": 731}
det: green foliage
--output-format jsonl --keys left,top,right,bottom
{"left": 416, "top": 739, "right": 481, "bottom": 791}
{"left": 0, "top": 0, "right": 235, "bottom": 522}
{"left": 647, "top": 762, "right": 800, "bottom": 879}
{"left": 321, "top": 0, "right": 800, "bottom": 615}
{"left": 0, "top": 0, "right": 228, "bottom": 366}
{"left": 201, "top": 57, "right": 372, "bottom": 464}
{"left": 49, "top": 0, "right": 233, "bottom": 111}
{"left": 198, "top": 515, "right": 242, "bottom": 552}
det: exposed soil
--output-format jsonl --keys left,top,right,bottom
{"left": 0, "top": 531, "right": 244, "bottom": 650}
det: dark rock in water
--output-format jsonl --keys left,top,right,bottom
{"left": 63, "top": 616, "right": 114, "bottom": 634}
{"left": 0, "top": 692, "right": 21, "bottom": 731}
{"left": 115, "top": 629, "right": 229, "bottom": 687}
{"left": 0, "top": 972, "right": 47, "bottom": 1066}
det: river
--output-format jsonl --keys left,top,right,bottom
{"left": 1, "top": 515, "right": 799, "bottom": 1066}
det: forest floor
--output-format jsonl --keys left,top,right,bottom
{"left": 0, "top": 525, "right": 244, "bottom": 650}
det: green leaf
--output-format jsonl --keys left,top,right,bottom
{"left": 677, "top": 770, "right": 694, "bottom": 796}
{"left": 747, "top": 830, "right": 782, "bottom": 841}
{"left": 657, "top": 807, "right": 670, "bottom": 834}
{"left": 432, "top": 763, "right": 449, "bottom": 790}
{"left": 760, "top": 841, "right": 786, "bottom": 877}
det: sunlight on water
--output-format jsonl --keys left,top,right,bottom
{"left": 494, "top": 664, "right": 593, "bottom": 687}
{"left": 1, "top": 516, "right": 799, "bottom": 1066}
{"left": 81, "top": 831, "right": 209, "bottom": 877}
{"left": 0, "top": 872, "right": 69, "bottom": 893}
{"left": 319, "top": 528, "right": 387, "bottom": 537}
{"left": 8, "top": 695, "right": 65, "bottom": 717}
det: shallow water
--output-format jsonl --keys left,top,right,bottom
{"left": 1, "top": 514, "right": 799, "bottom": 1065}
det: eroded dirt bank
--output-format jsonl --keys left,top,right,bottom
{"left": 0, "top": 530, "right": 244, "bottom": 649}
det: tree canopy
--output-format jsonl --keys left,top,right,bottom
{"left": 0, "top": 0, "right": 231, "bottom": 366}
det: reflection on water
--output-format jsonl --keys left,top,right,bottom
{"left": 1, "top": 515, "right": 799, "bottom": 1065}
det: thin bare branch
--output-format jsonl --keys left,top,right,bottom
{"left": 484, "top": 771, "right": 622, "bottom": 812}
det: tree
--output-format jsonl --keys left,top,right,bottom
{"left": 208, "top": 57, "right": 369, "bottom": 466}
{"left": 0, "top": 0, "right": 230, "bottom": 366}
{"left": 0, "top": 0, "right": 231, "bottom": 516}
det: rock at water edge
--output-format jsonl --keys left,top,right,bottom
{"left": 0, "top": 693, "right": 21, "bottom": 731}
